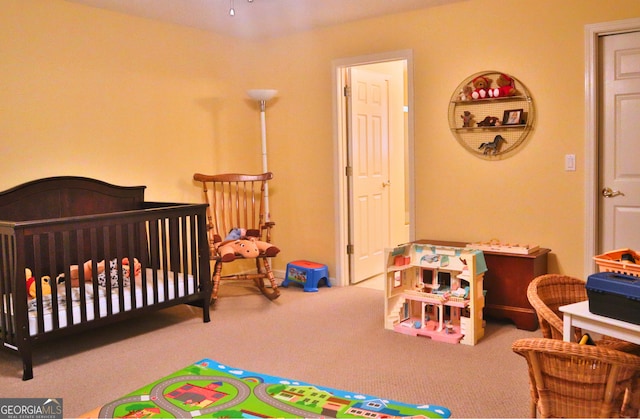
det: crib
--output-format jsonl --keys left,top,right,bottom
{"left": 0, "top": 176, "right": 211, "bottom": 380}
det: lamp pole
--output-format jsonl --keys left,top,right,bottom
{"left": 247, "top": 89, "right": 277, "bottom": 221}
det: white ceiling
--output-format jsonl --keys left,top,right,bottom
{"left": 64, "top": 0, "right": 464, "bottom": 39}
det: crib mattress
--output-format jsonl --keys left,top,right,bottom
{"left": 24, "top": 268, "right": 195, "bottom": 336}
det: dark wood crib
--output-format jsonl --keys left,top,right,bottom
{"left": 0, "top": 176, "right": 211, "bottom": 380}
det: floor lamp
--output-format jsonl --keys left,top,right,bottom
{"left": 247, "top": 89, "right": 277, "bottom": 222}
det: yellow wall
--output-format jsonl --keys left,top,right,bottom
{"left": 247, "top": 0, "right": 640, "bottom": 277}
{"left": 1, "top": 0, "right": 260, "bottom": 201}
{"left": 2, "top": 0, "right": 640, "bottom": 280}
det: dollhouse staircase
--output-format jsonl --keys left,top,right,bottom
{"left": 386, "top": 296, "right": 407, "bottom": 329}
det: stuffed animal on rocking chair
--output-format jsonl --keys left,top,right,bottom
{"left": 214, "top": 236, "right": 280, "bottom": 262}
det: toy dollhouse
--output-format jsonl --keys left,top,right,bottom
{"left": 384, "top": 243, "right": 487, "bottom": 345}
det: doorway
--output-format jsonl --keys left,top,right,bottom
{"left": 332, "top": 50, "right": 415, "bottom": 288}
{"left": 585, "top": 18, "right": 640, "bottom": 275}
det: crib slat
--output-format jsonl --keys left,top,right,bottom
{"left": 102, "top": 226, "right": 113, "bottom": 317}
{"left": 75, "top": 229, "right": 88, "bottom": 324}
{"left": 32, "top": 235, "right": 47, "bottom": 334}
{"left": 138, "top": 221, "right": 149, "bottom": 307}
{"left": 0, "top": 231, "right": 16, "bottom": 343}
{"left": 149, "top": 217, "right": 160, "bottom": 304}
{"left": 89, "top": 228, "right": 100, "bottom": 321}
{"left": 160, "top": 218, "right": 169, "bottom": 302}
{"left": 184, "top": 215, "right": 192, "bottom": 292}
{"left": 62, "top": 231, "right": 75, "bottom": 329}
{"left": 47, "top": 232, "right": 61, "bottom": 333}
{"left": 169, "top": 216, "right": 180, "bottom": 298}
{"left": 190, "top": 215, "right": 197, "bottom": 288}
{"left": 126, "top": 222, "right": 137, "bottom": 310}
{"left": 115, "top": 225, "right": 125, "bottom": 314}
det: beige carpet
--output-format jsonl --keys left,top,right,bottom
{"left": 0, "top": 282, "right": 538, "bottom": 417}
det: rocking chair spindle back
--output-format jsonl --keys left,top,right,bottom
{"left": 193, "top": 172, "right": 280, "bottom": 302}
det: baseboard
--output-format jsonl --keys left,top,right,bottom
{"left": 215, "top": 267, "right": 334, "bottom": 287}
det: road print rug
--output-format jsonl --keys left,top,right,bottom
{"left": 83, "top": 358, "right": 451, "bottom": 418}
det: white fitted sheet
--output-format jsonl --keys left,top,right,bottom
{"left": 25, "top": 268, "right": 195, "bottom": 336}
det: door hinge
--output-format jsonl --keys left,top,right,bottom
{"left": 347, "top": 244, "right": 354, "bottom": 254}
{"left": 343, "top": 85, "right": 351, "bottom": 97}
{"left": 345, "top": 166, "right": 352, "bottom": 177}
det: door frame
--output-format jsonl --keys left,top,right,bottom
{"left": 584, "top": 17, "right": 640, "bottom": 276}
{"left": 332, "top": 49, "right": 415, "bottom": 287}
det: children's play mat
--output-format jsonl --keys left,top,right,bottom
{"left": 82, "top": 358, "right": 451, "bottom": 418}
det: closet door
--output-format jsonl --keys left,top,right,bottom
{"left": 599, "top": 31, "right": 640, "bottom": 251}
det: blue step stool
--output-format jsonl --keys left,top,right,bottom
{"left": 282, "top": 260, "right": 331, "bottom": 292}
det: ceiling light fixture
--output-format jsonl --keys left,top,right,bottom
{"left": 229, "top": 0, "right": 254, "bottom": 17}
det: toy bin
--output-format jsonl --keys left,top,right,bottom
{"left": 593, "top": 248, "right": 640, "bottom": 277}
{"left": 586, "top": 272, "right": 640, "bottom": 325}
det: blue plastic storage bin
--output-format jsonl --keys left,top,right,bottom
{"left": 586, "top": 272, "right": 640, "bottom": 325}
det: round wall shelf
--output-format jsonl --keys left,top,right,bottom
{"left": 448, "top": 71, "right": 535, "bottom": 159}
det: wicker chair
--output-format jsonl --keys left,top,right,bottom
{"left": 527, "top": 274, "right": 640, "bottom": 353}
{"left": 512, "top": 337, "right": 640, "bottom": 418}
{"left": 193, "top": 172, "right": 280, "bottom": 302}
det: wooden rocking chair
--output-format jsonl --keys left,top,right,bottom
{"left": 193, "top": 172, "right": 280, "bottom": 302}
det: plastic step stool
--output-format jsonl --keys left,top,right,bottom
{"left": 282, "top": 260, "right": 331, "bottom": 292}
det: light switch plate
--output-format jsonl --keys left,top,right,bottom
{"left": 565, "top": 154, "right": 576, "bottom": 171}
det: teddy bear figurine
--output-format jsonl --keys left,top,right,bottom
{"left": 461, "top": 111, "right": 474, "bottom": 127}
{"left": 459, "top": 85, "right": 473, "bottom": 101}
{"left": 470, "top": 75, "right": 491, "bottom": 100}
{"left": 489, "top": 73, "right": 518, "bottom": 98}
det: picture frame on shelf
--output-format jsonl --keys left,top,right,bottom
{"left": 503, "top": 108, "right": 524, "bottom": 125}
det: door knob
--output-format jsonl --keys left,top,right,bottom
{"left": 602, "top": 187, "right": 624, "bottom": 198}
{"left": 382, "top": 181, "right": 391, "bottom": 188}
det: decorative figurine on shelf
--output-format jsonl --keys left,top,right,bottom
{"left": 461, "top": 111, "right": 474, "bottom": 127}
{"left": 489, "top": 73, "right": 518, "bottom": 98}
{"left": 470, "top": 75, "right": 491, "bottom": 100}
{"left": 478, "top": 135, "right": 506, "bottom": 155}
{"left": 459, "top": 85, "right": 473, "bottom": 101}
{"left": 476, "top": 116, "right": 501, "bottom": 127}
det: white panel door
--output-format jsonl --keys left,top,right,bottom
{"left": 599, "top": 31, "right": 640, "bottom": 251}
{"left": 349, "top": 67, "right": 390, "bottom": 283}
